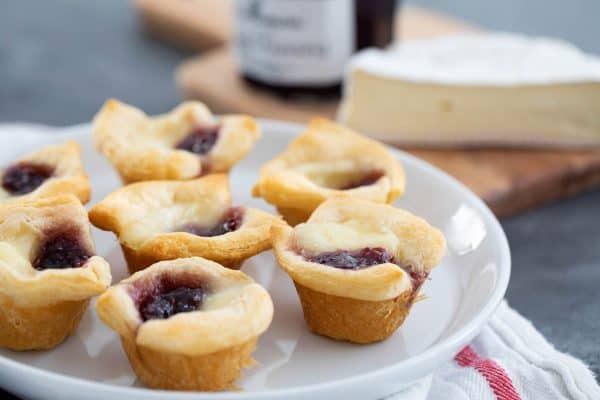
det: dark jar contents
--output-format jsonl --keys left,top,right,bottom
{"left": 234, "top": 0, "right": 397, "bottom": 99}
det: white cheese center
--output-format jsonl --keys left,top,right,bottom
{"left": 292, "top": 160, "right": 380, "bottom": 189}
{"left": 294, "top": 220, "right": 398, "bottom": 255}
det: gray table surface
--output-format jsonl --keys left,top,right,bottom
{"left": 0, "top": 0, "right": 598, "bottom": 398}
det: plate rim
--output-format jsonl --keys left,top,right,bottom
{"left": 0, "top": 120, "right": 511, "bottom": 399}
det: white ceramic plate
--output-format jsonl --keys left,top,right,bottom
{"left": 0, "top": 121, "right": 510, "bottom": 400}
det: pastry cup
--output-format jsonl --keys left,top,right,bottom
{"left": 95, "top": 257, "right": 273, "bottom": 391}
{"left": 0, "top": 141, "right": 90, "bottom": 204}
{"left": 0, "top": 294, "right": 90, "bottom": 351}
{"left": 92, "top": 99, "right": 260, "bottom": 184}
{"left": 89, "top": 174, "right": 284, "bottom": 274}
{"left": 0, "top": 195, "right": 111, "bottom": 350}
{"left": 253, "top": 118, "right": 405, "bottom": 225}
{"left": 293, "top": 283, "right": 416, "bottom": 344}
{"left": 272, "top": 198, "right": 446, "bottom": 343}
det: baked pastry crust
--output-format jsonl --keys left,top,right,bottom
{"left": 0, "top": 195, "right": 111, "bottom": 350}
{"left": 252, "top": 118, "right": 405, "bottom": 225}
{"left": 272, "top": 198, "right": 445, "bottom": 301}
{"left": 95, "top": 257, "right": 273, "bottom": 390}
{"left": 0, "top": 141, "right": 90, "bottom": 204}
{"left": 272, "top": 198, "right": 445, "bottom": 343}
{"left": 92, "top": 99, "right": 260, "bottom": 183}
{"left": 293, "top": 282, "right": 415, "bottom": 344}
{"left": 89, "top": 174, "right": 284, "bottom": 273}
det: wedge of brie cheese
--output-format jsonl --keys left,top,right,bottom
{"left": 339, "top": 33, "right": 600, "bottom": 147}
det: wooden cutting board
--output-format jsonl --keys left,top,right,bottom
{"left": 135, "top": 0, "right": 232, "bottom": 51}
{"left": 136, "top": 0, "right": 600, "bottom": 218}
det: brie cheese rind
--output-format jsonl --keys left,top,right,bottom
{"left": 339, "top": 33, "right": 600, "bottom": 147}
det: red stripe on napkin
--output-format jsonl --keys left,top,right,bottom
{"left": 455, "top": 346, "right": 521, "bottom": 400}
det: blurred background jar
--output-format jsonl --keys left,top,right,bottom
{"left": 233, "top": 0, "right": 398, "bottom": 98}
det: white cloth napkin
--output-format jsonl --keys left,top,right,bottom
{"left": 388, "top": 301, "right": 600, "bottom": 400}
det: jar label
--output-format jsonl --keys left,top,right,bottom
{"left": 234, "top": 0, "right": 355, "bottom": 85}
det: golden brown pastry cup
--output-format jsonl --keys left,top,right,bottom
{"left": 0, "top": 292, "right": 89, "bottom": 351}
{"left": 276, "top": 206, "right": 313, "bottom": 227}
{"left": 93, "top": 100, "right": 260, "bottom": 185}
{"left": 117, "top": 173, "right": 136, "bottom": 186}
{"left": 120, "top": 244, "right": 160, "bottom": 275}
{"left": 120, "top": 244, "right": 243, "bottom": 275}
{"left": 294, "top": 282, "right": 416, "bottom": 344}
{"left": 121, "top": 336, "right": 258, "bottom": 391}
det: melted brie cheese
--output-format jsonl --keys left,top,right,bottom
{"left": 294, "top": 220, "right": 398, "bottom": 255}
{"left": 201, "top": 285, "right": 245, "bottom": 311}
{"left": 293, "top": 160, "right": 361, "bottom": 189}
{"left": 121, "top": 202, "right": 223, "bottom": 247}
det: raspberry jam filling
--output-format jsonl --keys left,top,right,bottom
{"left": 409, "top": 270, "right": 429, "bottom": 289}
{"left": 130, "top": 275, "right": 208, "bottom": 321}
{"left": 2, "top": 162, "right": 54, "bottom": 195}
{"left": 305, "top": 247, "right": 393, "bottom": 270}
{"left": 177, "top": 207, "right": 243, "bottom": 237}
{"left": 140, "top": 287, "right": 206, "bottom": 321}
{"left": 33, "top": 229, "right": 92, "bottom": 270}
{"left": 304, "top": 247, "right": 428, "bottom": 288}
{"left": 342, "top": 170, "right": 385, "bottom": 190}
{"left": 175, "top": 125, "right": 220, "bottom": 155}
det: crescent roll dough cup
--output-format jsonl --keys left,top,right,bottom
{"left": 253, "top": 118, "right": 405, "bottom": 225}
{"left": 89, "top": 174, "right": 285, "bottom": 274}
{"left": 92, "top": 99, "right": 260, "bottom": 184}
{"left": 0, "top": 141, "right": 90, "bottom": 204}
{"left": 272, "top": 198, "right": 445, "bottom": 343}
{"left": 0, "top": 195, "right": 111, "bottom": 350}
{"left": 95, "top": 257, "right": 273, "bottom": 391}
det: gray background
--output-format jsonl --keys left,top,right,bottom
{"left": 0, "top": 0, "right": 598, "bottom": 397}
